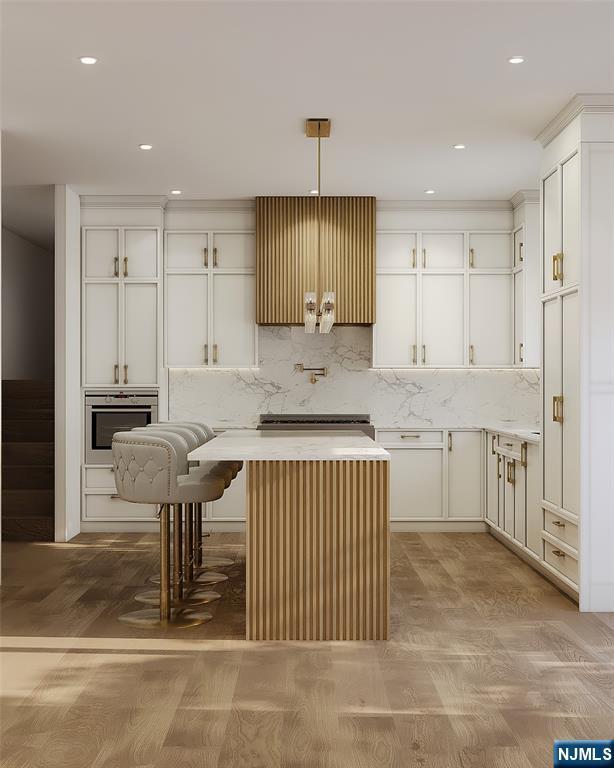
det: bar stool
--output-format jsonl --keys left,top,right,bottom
{"left": 111, "top": 430, "right": 226, "bottom": 628}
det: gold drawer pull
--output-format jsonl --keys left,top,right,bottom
{"left": 469, "top": 247, "right": 475, "bottom": 268}
{"left": 497, "top": 455, "right": 502, "bottom": 479}
{"left": 203, "top": 247, "right": 208, "bottom": 267}
{"left": 110, "top": 495, "right": 121, "bottom": 500}
{"left": 113, "top": 256, "right": 119, "bottom": 277}
{"left": 113, "top": 363, "right": 119, "bottom": 385}
{"left": 491, "top": 435, "right": 496, "bottom": 455}
{"left": 421, "top": 345, "right": 426, "bottom": 365}
{"left": 469, "top": 345, "right": 475, "bottom": 365}
{"left": 521, "top": 442, "right": 527, "bottom": 467}
{"left": 551, "top": 548, "right": 566, "bottom": 558}
{"left": 552, "top": 395, "right": 564, "bottom": 423}
{"left": 552, "top": 520, "right": 566, "bottom": 529}
{"left": 448, "top": 433, "right": 452, "bottom": 452}
{"left": 422, "top": 248, "right": 426, "bottom": 268}
{"left": 552, "top": 252, "right": 563, "bottom": 281}
{"left": 504, "top": 442, "right": 513, "bottom": 448}
{"left": 123, "top": 364, "right": 129, "bottom": 385}
{"left": 123, "top": 256, "right": 128, "bottom": 278}
{"left": 519, "top": 242, "right": 524, "bottom": 262}
{"left": 506, "top": 460, "right": 515, "bottom": 485}
{"left": 213, "top": 247, "right": 218, "bottom": 267}
{"left": 519, "top": 342, "right": 524, "bottom": 363}
{"left": 204, "top": 344, "right": 209, "bottom": 364}
{"left": 412, "top": 345, "right": 417, "bottom": 365}
{"left": 400, "top": 434, "right": 421, "bottom": 439}
{"left": 411, "top": 248, "right": 416, "bottom": 268}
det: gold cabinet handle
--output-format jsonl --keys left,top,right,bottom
{"left": 552, "top": 395, "right": 564, "bottom": 423}
{"left": 491, "top": 434, "right": 496, "bottom": 455}
{"left": 204, "top": 343, "right": 209, "bottom": 365}
{"left": 203, "top": 247, "right": 208, "bottom": 268}
{"left": 123, "top": 256, "right": 128, "bottom": 278}
{"left": 400, "top": 434, "right": 421, "bottom": 439}
{"left": 110, "top": 495, "right": 121, "bottom": 500}
{"left": 213, "top": 247, "right": 218, "bottom": 267}
{"left": 113, "top": 257, "right": 119, "bottom": 278}
{"left": 113, "top": 363, "right": 119, "bottom": 384}
{"left": 520, "top": 442, "right": 527, "bottom": 467}
{"left": 504, "top": 442, "right": 513, "bottom": 448}
{"left": 506, "top": 460, "right": 515, "bottom": 485}
{"left": 422, "top": 248, "right": 426, "bottom": 269}
{"left": 497, "top": 455, "right": 502, "bottom": 479}
{"left": 519, "top": 342, "right": 524, "bottom": 363}
{"left": 552, "top": 252, "right": 563, "bottom": 281}
{"left": 551, "top": 548, "right": 566, "bottom": 558}
{"left": 421, "top": 345, "right": 426, "bottom": 365}
{"left": 552, "top": 520, "right": 566, "bottom": 529}
{"left": 412, "top": 344, "right": 417, "bottom": 365}
{"left": 123, "top": 364, "right": 128, "bottom": 385}
{"left": 213, "top": 344, "right": 218, "bottom": 364}
{"left": 411, "top": 248, "right": 416, "bottom": 268}
{"left": 469, "top": 345, "right": 475, "bottom": 365}
{"left": 469, "top": 247, "right": 475, "bottom": 268}
{"left": 519, "top": 242, "right": 524, "bottom": 263}
{"left": 448, "top": 432, "right": 453, "bottom": 452}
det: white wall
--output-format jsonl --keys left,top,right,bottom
{"left": 1, "top": 228, "right": 54, "bottom": 379}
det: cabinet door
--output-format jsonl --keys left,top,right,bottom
{"left": 514, "top": 461, "right": 526, "bottom": 546}
{"left": 84, "top": 283, "right": 119, "bottom": 385}
{"left": 486, "top": 433, "right": 500, "bottom": 526}
{"left": 166, "top": 232, "right": 208, "bottom": 271}
{"left": 469, "top": 274, "right": 512, "bottom": 365}
{"left": 373, "top": 274, "right": 417, "bottom": 366}
{"left": 543, "top": 168, "right": 562, "bottom": 294}
{"left": 562, "top": 153, "right": 580, "bottom": 288}
{"left": 210, "top": 468, "right": 246, "bottom": 520}
{"left": 376, "top": 233, "right": 417, "bottom": 270}
{"left": 84, "top": 228, "right": 119, "bottom": 278}
{"left": 513, "top": 228, "right": 524, "bottom": 267}
{"left": 421, "top": 274, "right": 464, "bottom": 366}
{"left": 124, "top": 229, "right": 158, "bottom": 278}
{"left": 389, "top": 448, "right": 443, "bottom": 519}
{"left": 448, "top": 431, "right": 482, "bottom": 518}
{"left": 514, "top": 270, "right": 524, "bottom": 365}
{"left": 525, "top": 443, "right": 541, "bottom": 556}
{"left": 562, "top": 291, "right": 579, "bottom": 516}
{"left": 212, "top": 274, "right": 256, "bottom": 366}
{"left": 542, "top": 298, "right": 562, "bottom": 507}
{"left": 124, "top": 283, "right": 158, "bottom": 385}
{"left": 469, "top": 233, "right": 511, "bottom": 269}
{"left": 166, "top": 274, "right": 208, "bottom": 366}
{"left": 213, "top": 233, "right": 256, "bottom": 270}
{"left": 421, "top": 233, "right": 464, "bottom": 269}
{"left": 503, "top": 458, "right": 515, "bottom": 536}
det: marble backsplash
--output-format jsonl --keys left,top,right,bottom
{"left": 169, "top": 326, "right": 540, "bottom": 428}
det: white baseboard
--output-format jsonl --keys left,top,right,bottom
{"left": 390, "top": 521, "right": 487, "bottom": 532}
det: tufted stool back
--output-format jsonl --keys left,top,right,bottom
{"left": 112, "top": 431, "right": 185, "bottom": 505}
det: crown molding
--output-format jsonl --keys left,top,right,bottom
{"left": 376, "top": 199, "right": 512, "bottom": 212}
{"left": 80, "top": 195, "right": 168, "bottom": 210}
{"left": 537, "top": 93, "right": 614, "bottom": 147}
{"left": 164, "top": 199, "right": 255, "bottom": 212}
{"left": 511, "top": 190, "right": 540, "bottom": 209}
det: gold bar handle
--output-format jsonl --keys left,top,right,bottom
{"left": 519, "top": 343, "right": 524, "bottom": 363}
{"left": 552, "top": 520, "right": 566, "bottom": 529}
{"left": 519, "top": 242, "right": 524, "bottom": 262}
{"left": 556, "top": 253, "right": 564, "bottom": 281}
{"left": 551, "top": 548, "right": 566, "bottom": 558}
{"left": 412, "top": 248, "right": 416, "bottom": 269}
{"left": 123, "top": 256, "right": 128, "bottom": 278}
{"left": 552, "top": 395, "right": 564, "bottom": 423}
{"left": 123, "top": 364, "right": 128, "bottom": 385}
{"left": 113, "top": 257, "right": 119, "bottom": 278}
{"left": 203, "top": 247, "right": 208, "bottom": 268}
{"left": 469, "top": 247, "right": 475, "bottom": 268}
{"left": 469, "top": 345, "right": 475, "bottom": 365}
{"left": 204, "top": 343, "right": 209, "bottom": 364}
{"left": 421, "top": 345, "right": 426, "bottom": 365}
{"left": 422, "top": 248, "right": 426, "bottom": 269}
{"left": 113, "top": 363, "right": 119, "bottom": 385}
{"left": 506, "top": 460, "right": 515, "bottom": 485}
{"left": 497, "top": 455, "right": 502, "bottom": 479}
{"left": 448, "top": 432, "right": 452, "bottom": 452}
{"left": 520, "top": 442, "right": 527, "bottom": 467}
{"left": 412, "top": 344, "right": 417, "bottom": 365}
{"left": 400, "top": 434, "right": 421, "bottom": 440}
{"left": 491, "top": 434, "right": 496, "bottom": 455}
{"left": 213, "top": 247, "right": 218, "bottom": 267}
{"left": 213, "top": 344, "right": 218, "bottom": 364}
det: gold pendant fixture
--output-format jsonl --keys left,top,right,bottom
{"left": 304, "top": 118, "right": 335, "bottom": 334}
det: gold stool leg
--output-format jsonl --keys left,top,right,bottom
{"left": 195, "top": 503, "right": 203, "bottom": 568}
{"left": 173, "top": 503, "right": 183, "bottom": 602}
{"left": 185, "top": 503, "right": 194, "bottom": 584}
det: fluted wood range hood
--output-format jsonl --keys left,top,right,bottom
{"left": 256, "top": 118, "right": 376, "bottom": 327}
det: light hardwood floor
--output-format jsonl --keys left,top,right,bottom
{"left": 1, "top": 532, "right": 613, "bottom": 768}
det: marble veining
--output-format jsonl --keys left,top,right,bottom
{"left": 170, "top": 326, "right": 540, "bottom": 428}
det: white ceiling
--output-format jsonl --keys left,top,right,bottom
{"left": 2, "top": 1, "right": 614, "bottom": 201}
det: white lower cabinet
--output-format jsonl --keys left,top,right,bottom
{"left": 82, "top": 466, "right": 158, "bottom": 522}
{"left": 525, "top": 443, "right": 541, "bottom": 557}
{"left": 447, "top": 430, "right": 482, "bottom": 518}
{"left": 209, "top": 467, "right": 246, "bottom": 519}
{"left": 389, "top": 447, "right": 443, "bottom": 519}
{"left": 486, "top": 433, "right": 500, "bottom": 526}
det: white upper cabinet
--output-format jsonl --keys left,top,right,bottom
{"left": 421, "top": 233, "right": 464, "bottom": 269}
{"left": 448, "top": 431, "right": 482, "bottom": 518}
{"left": 374, "top": 274, "right": 417, "bottom": 366}
{"left": 469, "top": 233, "right": 512, "bottom": 269}
{"left": 84, "top": 283, "right": 119, "bottom": 386}
{"left": 124, "top": 283, "right": 158, "bottom": 385}
{"left": 212, "top": 274, "right": 257, "bottom": 366}
{"left": 542, "top": 297, "right": 562, "bottom": 508}
{"left": 469, "top": 274, "right": 512, "bottom": 366}
{"left": 376, "top": 233, "right": 417, "bottom": 270}
{"left": 562, "top": 291, "right": 580, "bottom": 517}
{"left": 83, "top": 228, "right": 120, "bottom": 278}
{"left": 543, "top": 168, "right": 562, "bottom": 295}
{"left": 124, "top": 229, "right": 158, "bottom": 278}
{"left": 561, "top": 153, "right": 580, "bottom": 288}
{"left": 421, "top": 274, "right": 464, "bottom": 366}
{"left": 166, "top": 232, "right": 209, "bottom": 271}
{"left": 166, "top": 274, "right": 208, "bottom": 367}
{"left": 514, "top": 271, "right": 524, "bottom": 365}
{"left": 213, "top": 233, "right": 256, "bottom": 270}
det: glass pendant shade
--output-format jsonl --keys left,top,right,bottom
{"left": 304, "top": 291, "right": 317, "bottom": 333}
{"left": 319, "top": 291, "right": 335, "bottom": 334}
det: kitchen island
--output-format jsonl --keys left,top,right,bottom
{"left": 188, "top": 430, "right": 390, "bottom": 641}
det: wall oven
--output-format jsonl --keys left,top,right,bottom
{"left": 85, "top": 391, "right": 158, "bottom": 465}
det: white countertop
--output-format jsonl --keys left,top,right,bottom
{"left": 482, "top": 423, "right": 541, "bottom": 443}
{"left": 188, "top": 430, "right": 390, "bottom": 462}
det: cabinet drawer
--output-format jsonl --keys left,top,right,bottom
{"left": 84, "top": 467, "right": 117, "bottom": 490}
{"left": 544, "top": 511, "right": 578, "bottom": 550}
{"left": 544, "top": 539, "right": 578, "bottom": 584}
{"left": 377, "top": 430, "right": 443, "bottom": 446}
{"left": 83, "top": 494, "right": 158, "bottom": 521}
{"left": 497, "top": 435, "right": 523, "bottom": 458}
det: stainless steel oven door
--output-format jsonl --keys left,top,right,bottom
{"left": 85, "top": 405, "right": 157, "bottom": 464}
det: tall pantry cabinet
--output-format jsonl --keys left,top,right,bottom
{"left": 538, "top": 94, "right": 614, "bottom": 611}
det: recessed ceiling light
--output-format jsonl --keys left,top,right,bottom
{"left": 424, "top": 189, "right": 436, "bottom": 195}
{"left": 170, "top": 190, "right": 182, "bottom": 195}
{"left": 309, "top": 189, "right": 319, "bottom": 195}
{"left": 79, "top": 56, "right": 98, "bottom": 65}
{"left": 453, "top": 144, "right": 466, "bottom": 150}
{"left": 139, "top": 144, "right": 153, "bottom": 151}
{"left": 508, "top": 56, "right": 525, "bottom": 64}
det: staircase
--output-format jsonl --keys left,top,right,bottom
{"left": 2, "top": 380, "right": 54, "bottom": 541}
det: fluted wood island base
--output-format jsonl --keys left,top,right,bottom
{"left": 247, "top": 460, "right": 389, "bottom": 641}
{"left": 187, "top": 430, "right": 390, "bottom": 641}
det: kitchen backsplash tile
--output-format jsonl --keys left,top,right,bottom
{"left": 169, "top": 326, "right": 540, "bottom": 428}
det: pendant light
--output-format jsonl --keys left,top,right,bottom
{"left": 304, "top": 118, "right": 335, "bottom": 334}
